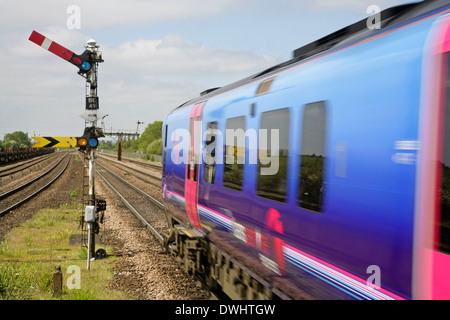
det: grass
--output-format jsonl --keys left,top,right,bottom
{"left": 0, "top": 202, "right": 135, "bottom": 300}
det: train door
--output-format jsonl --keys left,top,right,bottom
{"left": 415, "top": 15, "right": 450, "bottom": 300}
{"left": 185, "top": 102, "right": 205, "bottom": 230}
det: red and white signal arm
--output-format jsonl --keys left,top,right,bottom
{"left": 29, "top": 30, "right": 92, "bottom": 72}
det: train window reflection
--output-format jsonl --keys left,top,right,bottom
{"left": 223, "top": 116, "right": 245, "bottom": 191}
{"left": 204, "top": 121, "right": 217, "bottom": 184}
{"left": 298, "top": 101, "right": 328, "bottom": 212}
{"left": 257, "top": 108, "right": 290, "bottom": 202}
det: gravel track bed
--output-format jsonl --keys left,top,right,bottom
{"left": 0, "top": 153, "right": 63, "bottom": 191}
{"left": 0, "top": 154, "right": 70, "bottom": 213}
{"left": 95, "top": 168, "right": 211, "bottom": 300}
{"left": 96, "top": 156, "right": 163, "bottom": 204}
{"left": 96, "top": 164, "right": 169, "bottom": 237}
{"left": 0, "top": 152, "right": 83, "bottom": 241}
{"left": 97, "top": 153, "right": 161, "bottom": 179}
{"left": 0, "top": 153, "right": 54, "bottom": 178}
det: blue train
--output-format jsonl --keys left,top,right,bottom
{"left": 161, "top": 0, "right": 450, "bottom": 299}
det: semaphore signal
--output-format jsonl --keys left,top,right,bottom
{"left": 29, "top": 31, "right": 96, "bottom": 74}
{"left": 29, "top": 30, "right": 105, "bottom": 270}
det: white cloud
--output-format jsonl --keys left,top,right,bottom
{"left": 0, "top": 0, "right": 255, "bottom": 33}
{"left": 81, "top": 0, "right": 253, "bottom": 28}
{"left": 296, "top": 0, "right": 416, "bottom": 13}
{"left": 249, "top": 0, "right": 416, "bottom": 20}
{"left": 106, "top": 34, "right": 279, "bottom": 84}
{"left": 0, "top": 29, "right": 280, "bottom": 137}
{"left": 98, "top": 33, "right": 281, "bottom": 129}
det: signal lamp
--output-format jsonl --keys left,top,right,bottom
{"left": 73, "top": 50, "right": 93, "bottom": 73}
{"left": 81, "top": 61, "right": 91, "bottom": 72}
{"left": 77, "top": 138, "right": 88, "bottom": 147}
{"left": 88, "top": 137, "right": 98, "bottom": 148}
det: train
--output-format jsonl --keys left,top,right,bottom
{"left": 0, "top": 147, "right": 54, "bottom": 164}
{"left": 161, "top": 0, "right": 450, "bottom": 300}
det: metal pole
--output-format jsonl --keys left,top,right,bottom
{"left": 118, "top": 135, "right": 122, "bottom": 161}
{"left": 83, "top": 39, "right": 103, "bottom": 269}
{"left": 88, "top": 147, "right": 96, "bottom": 262}
{"left": 87, "top": 223, "right": 92, "bottom": 270}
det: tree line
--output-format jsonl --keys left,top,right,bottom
{"left": 1, "top": 121, "right": 163, "bottom": 159}
{"left": 0, "top": 131, "right": 32, "bottom": 148}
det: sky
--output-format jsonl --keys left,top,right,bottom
{"left": 0, "top": 0, "right": 418, "bottom": 142}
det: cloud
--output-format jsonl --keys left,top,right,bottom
{"left": 0, "top": 28, "right": 280, "bottom": 137}
{"left": 295, "top": 0, "right": 416, "bottom": 13}
{"left": 249, "top": 0, "right": 416, "bottom": 20}
{"left": 82, "top": 0, "right": 253, "bottom": 28}
{"left": 98, "top": 33, "right": 281, "bottom": 128}
{"left": 105, "top": 34, "right": 279, "bottom": 85}
{"left": 0, "top": 0, "right": 255, "bottom": 33}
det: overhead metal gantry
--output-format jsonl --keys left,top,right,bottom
{"left": 102, "top": 120, "right": 143, "bottom": 161}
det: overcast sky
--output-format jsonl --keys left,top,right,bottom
{"left": 0, "top": 0, "right": 417, "bottom": 142}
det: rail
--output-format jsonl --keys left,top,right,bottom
{"left": 0, "top": 153, "right": 71, "bottom": 217}
{"left": 95, "top": 161, "right": 165, "bottom": 245}
{"left": 0, "top": 153, "right": 56, "bottom": 178}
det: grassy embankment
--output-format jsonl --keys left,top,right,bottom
{"left": 0, "top": 201, "right": 135, "bottom": 300}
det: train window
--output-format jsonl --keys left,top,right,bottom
{"left": 298, "top": 101, "right": 327, "bottom": 212}
{"left": 257, "top": 108, "right": 290, "bottom": 202}
{"left": 164, "top": 124, "right": 168, "bottom": 148}
{"left": 223, "top": 116, "right": 245, "bottom": 191}
{"left": 204, "top": 121, "right": 218, "bottom": 184}
{"left": 163, "top": 124, "right": 168, "bottom": 176}
{"left": 440, "top": 54, "right": 450, "bottom": 254}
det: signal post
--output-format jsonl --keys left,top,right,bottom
{"left": 29, "top": 31, "right": 105, "bottom": 270}
{"left": 77, "top": 38, "right": 105, "bottom": 269}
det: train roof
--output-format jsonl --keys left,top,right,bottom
{"left": 171, "top": 0, "right": 449, "bottom": 113}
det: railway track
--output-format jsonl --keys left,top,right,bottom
{"left": 96, "top": 154, "right": 161, "bottom": 189}
{"left": 0, "top": 153, "right": 56, "bottom": 178}
{"left": 95, "top": 154, "right": 215, "bottom": 299}
{"left": 96, "top": 161, "right": 166, "bottom": 245}
{"left": 0, "top": 152, "right": 71, "bottom": 217}
{"left": 97, "top": 152, "right": 162, "bottom": 171}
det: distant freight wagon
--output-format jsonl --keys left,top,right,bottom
{"left": 0, "top": 148, "right": 54, "bottom": 164}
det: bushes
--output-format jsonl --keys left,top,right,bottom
{"left": 116, "top": 121, "right": 163, "bottom": 157}
{"left": 146, "top": 138, "right": 162, "bottom": 156}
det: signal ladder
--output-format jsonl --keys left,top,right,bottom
{"left": 80, "top": 157, "right": 90, "bottom": 250}
{"left": 79, "top": 155, "right": 107, "bottom": 258}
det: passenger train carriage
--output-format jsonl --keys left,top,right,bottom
{"left": 161, "top": 0, "right": 450, "bottom": 299}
